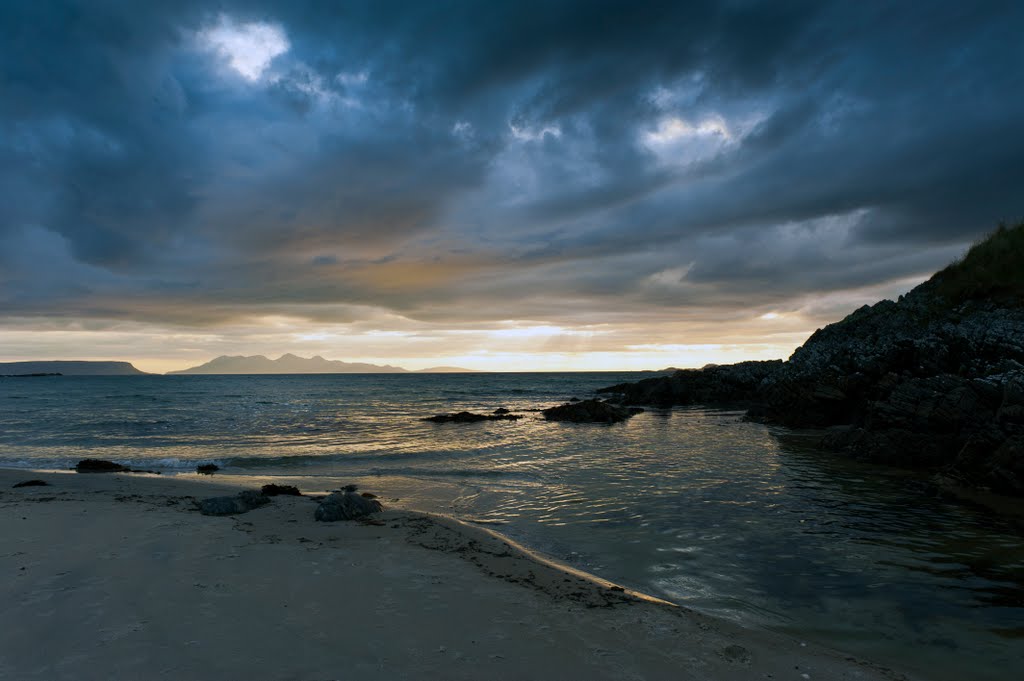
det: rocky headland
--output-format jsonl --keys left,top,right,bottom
{"left": 599, "top": 223, "right": 1024, "bottom": 497}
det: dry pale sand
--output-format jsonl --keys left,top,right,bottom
{"left": 0, "top": 468, "right": 919, "bottom": 681}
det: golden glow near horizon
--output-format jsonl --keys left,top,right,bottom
{"left": 0, "top": 275, "right": 930, "bottom": 375}
{"left": 117, "top": 345, "right": 796, "bottom": 375}
{"left": 0, "top": 318, "right": 807, "bottom": 374}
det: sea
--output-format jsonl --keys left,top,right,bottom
{"left": 2, "top": 372, "right": 1022, "bottom": 679}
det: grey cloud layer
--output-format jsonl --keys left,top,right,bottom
{"left": 2, "top": 0, "right": 1022, "bottom": 328}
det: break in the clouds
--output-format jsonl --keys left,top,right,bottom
{"left": 1, "top": 1, "right": 1022, "bottom": 372}
{"left": 196, "top": 14, "right": 289, "bottom": 81}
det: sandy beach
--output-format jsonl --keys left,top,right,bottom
{"left": 0, "top": 468, "right": 917, "bottom": 680}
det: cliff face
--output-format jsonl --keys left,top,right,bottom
{"left": 600, "top": 223, "right": 1024, "bottom": 497}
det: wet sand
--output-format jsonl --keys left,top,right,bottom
{"left": 0, "top": 468, "right": 918, "bottom": 680}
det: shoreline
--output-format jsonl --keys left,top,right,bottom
{"left": 0, "top": 467, "right": 919, "bottom": 680}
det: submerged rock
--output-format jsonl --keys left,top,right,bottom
{"left": 198, "top": 490, "right": 270, "bottom": 516}
{"left": 315, "top": 486, "right": 382, "bottom": 521}
{"left": 542, "top": 399, "right": 643, "bottom": 424}
{"left": 423, "top": 411, "right": 522, "bottom": 423}
{"left": 261, "top": 483, "right": 302, "bottom": 497}
{"left": 12, "top": 479, "right": 49, "bottom": 488}
{"left": 196, "top": 463, "right": 220, "bottom": 475}
{"left": 75, "top": 459, "right": 129, "bottom": 473}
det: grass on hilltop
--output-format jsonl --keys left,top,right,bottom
{"left": 928, "top": 220, "right": 1024, "bottom": 305}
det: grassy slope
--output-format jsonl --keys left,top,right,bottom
{"left": 927, "top": 220, "right": 1024, "bottom": 305}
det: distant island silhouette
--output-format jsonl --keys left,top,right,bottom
{"left": 168, "top": 354, "right": 477, "bottom": 375}
{"left": 0, "top": 356, "right": 478, "bottom": 376}
{"left": 0, "top": 361, "right": 147, "bottom": 376}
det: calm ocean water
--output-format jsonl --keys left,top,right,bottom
{"left": 2, "top": 373, "right": 1022, "bottom": 679}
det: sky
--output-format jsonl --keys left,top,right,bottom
{"left": 2, "top": 1, "right": 1022, "bottom": 373}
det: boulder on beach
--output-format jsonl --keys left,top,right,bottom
{"left": 542, "top": 399, "right": 643, "bottom": 424}
{"left": 315, "top": 485, "right": 382, "bottom": 521}
{"left": 198, "top": 490, "right": 270, "bottom": 516}
{"left": 261, "top": 483, "right": 302, "bottom": 497}
{"left": 75, "top": 459, "right": 129, "bottom": 473}
{"left": 423, "top": 411, "right": 522, "bottom": 423}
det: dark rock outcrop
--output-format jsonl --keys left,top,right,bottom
{"left": 261, "top": 483, "right": 302, "bottom": 497}
{"left": 542, "top": 399, "right": 643, "bottom": 424}
{"left": 314, "top": 485, "right": 382, "bottom": 521}
{"left": 598, "top": 360, "right": 783, "bottom": 407}
{"left": 598, "top": 222, "right": 1024, "bottom": 497}
{"left": 198, "top": 490, "right": 270, "bottom": 516}
{"left": 75, "top": 459, "right": 130, "bottom": 473}
{"left": 423, "top": 411, "right": 523, "bottom": 423}
{"left": 747, "top": 288, "right": 1024, "bottom": 494}
{"left": 13, "top": 480, "right": 49, "bottom": 488}
{"left": 196, "top": 464, "right": 220, "bottom": 475}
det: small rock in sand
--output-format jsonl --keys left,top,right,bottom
{"left": 315, "top": 486, "right": 383, "bottom": 521}
{"left": 261, "top": 483, "right": 302, "bottom": 497}
{"left": 198, "top": 490, "right": 270, "bottom": 516}
{"left": 13, "top": 479, "right": 49, "bottom": 488}
{"left": 719, "top": 644, "right": 752, "bottom": 664}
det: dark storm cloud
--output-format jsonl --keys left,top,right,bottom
{"left": 1, "top": 0, "right": 1022, "bottom": 328}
